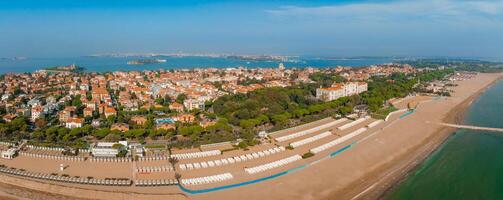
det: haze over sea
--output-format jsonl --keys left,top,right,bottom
{"left": 388, "top": 79, "right": 503, "bottom": 200}
{"left": 0, "top": 56, "right": 393, "bottom": 74}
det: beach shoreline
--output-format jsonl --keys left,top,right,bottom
{"left": 346, "top": 74, "right": 503, "bottom": 200}
{"left": 0, "top": 73, "right": 501, "bottom": 200}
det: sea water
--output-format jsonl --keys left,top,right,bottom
{"left": 388, "top": 80, "right": 503, "bottom": 200}
{"left": 0, "top": 56, "right": 392, "bottom": 74}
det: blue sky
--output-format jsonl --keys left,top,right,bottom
{"left": 0, "top": 0, "right": 502, "bottom": 58}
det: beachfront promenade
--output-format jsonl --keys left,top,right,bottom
{"left": 436, "top": 122, "right": 503, "bottom": 133}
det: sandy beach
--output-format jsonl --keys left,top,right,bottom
{"left": 339, "top": 73, "right": 503, "bottom": 200}
{"left": 191, "top": 73, "right": 502, "bottom": 200}
{"left": 0, "top": 73, "right": 501, "bottom": 200}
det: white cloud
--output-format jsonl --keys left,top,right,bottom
{"left": 265, "top": 0, "right": 503, "bottom": 23}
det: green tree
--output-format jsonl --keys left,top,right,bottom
{"left": 93, "top": 128, "right": 110, "bottom": 139}
{"left": 72, "top": 95, "right": 83, "bottom": 107}
{"left": 176, "top": 94, "right": 187, "bottom": 104}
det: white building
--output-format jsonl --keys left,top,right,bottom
{"left": 80, "top": 84, "right": 90, "bottom": 91}
{"left": 278, "top": 63, "right": 285, "bottom": 70}
{"left": 27, "top": 99, "right": 42, "bottom": 107}
{"left": 65, "top": 117, "right": 83, "bottom": 129}
{"left": 316, "top": 82, "right": 368, "bottom": 102}
{"left": 1, "top": 94, "right": 10, "bottom": 101}
{"left": 183, "top": 99, "right": 205, "bottom": 111}
{"left": 129, "top": 143, "right": 144, "bottom": 158}
{"left": 342, "top": 82, "right": 368, "bottom": 96}
{"left": 91, "top": 141, "right": 128, "bottom": 157}
{"left": 258, "top": 131, "right": 269, "bottom": 138}
{"left": 30, "top": 105, "right": 44, "bottom": 122}
{"left": 1, "top": 148, "right": 18, "bottom": 159}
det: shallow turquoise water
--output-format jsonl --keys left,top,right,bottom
{"left": 388, "top": 80, "right": 503, "bottom": 200}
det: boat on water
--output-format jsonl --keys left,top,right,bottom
{"left": 127, "top": 59, "right": 167, "bottom": 65}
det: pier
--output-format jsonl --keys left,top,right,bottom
{"left": 437, "top": 122, "right": 503, "bottom": 133}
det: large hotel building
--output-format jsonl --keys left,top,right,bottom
{"left": 316, "top": 82, "right": 368, "bottom": 101}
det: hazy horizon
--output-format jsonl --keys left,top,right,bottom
{"left": 1, "top": 0, "right": 503, "bottom": 58}
{"left": 3, "top": 54, "right": 502, "bottom": 62}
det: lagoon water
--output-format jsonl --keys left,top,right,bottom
{"left": 0, "top": 56, "right": 392, "bottom": 74}
{"left": 388, "top": 80, "right": 503, "bottom": 200}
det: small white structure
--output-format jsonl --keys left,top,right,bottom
{"left": 91, "top": 119, "right": 101, "bottom": 127}
{"left": 1, "top": 148, "right": 18, "bottom": 159}
{"left": 129, "top": 143, "right": 144, "bottom": 158}
{"left": 91, "top": 141, "right": 128, "bottom": 157}
{"left": 258, "top": 131, "right": 268, "bottom": 138}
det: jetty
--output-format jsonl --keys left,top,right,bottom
{"left": 437, "top": 122, "right": 503, "bottom": 133}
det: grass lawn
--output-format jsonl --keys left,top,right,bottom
{"left": 144, "top": 144, "right": 166, "bottom": 149}
{"left": 371, "top": 106, "right": 398, "bottom": 119}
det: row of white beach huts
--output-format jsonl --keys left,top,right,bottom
{"left": 19, "top": 152, "right": 86, "bottom": 161}
{"left": 135, "top": 165, "right": 173, "bottom": 173}
{"left": 275, "top": 118, "right": 348, "bottom": 142}
{"left": 135, "top": 179, "right": 178, "bottom": 187}
{"left": 179, "top": 146, "right": 286, "bottom": 171}
{"left": 245, "top": 154, "right": 303, "bottom": 174}
{"left": 0, "top": 166, "right": 131, "bottom": 186}
{"left": 171, "top": 150, "right": 221, "bottom": 160}
{"left": 180, "top": 173, "right": 233, "bottom": 185}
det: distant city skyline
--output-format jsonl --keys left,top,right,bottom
{"left": 1, "top": 0, "right": 503, "bottom": 58}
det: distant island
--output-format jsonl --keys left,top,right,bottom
{"left": 226, "top": 55, "right": 290, "bottom": 62}
{"left": 127, "top": 59, "right": 167, "bottom": 65}
{"left": 89, "top": 53, "right": 294, "bottom": 62}
{"left": 42, "top": 64, "right": 85, "bottom": 72}
{"left": 0, "top": 57, "right": 28, "bottom": 61}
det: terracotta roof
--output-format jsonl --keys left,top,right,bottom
{"left": 320, "top": 86, "right": 343, "bottom": 91}
{"left": 67, "top": 117, "right": 83, "bottom": 124}
{"left": 105, "top": 107, "right": 116, "bottom": 113}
